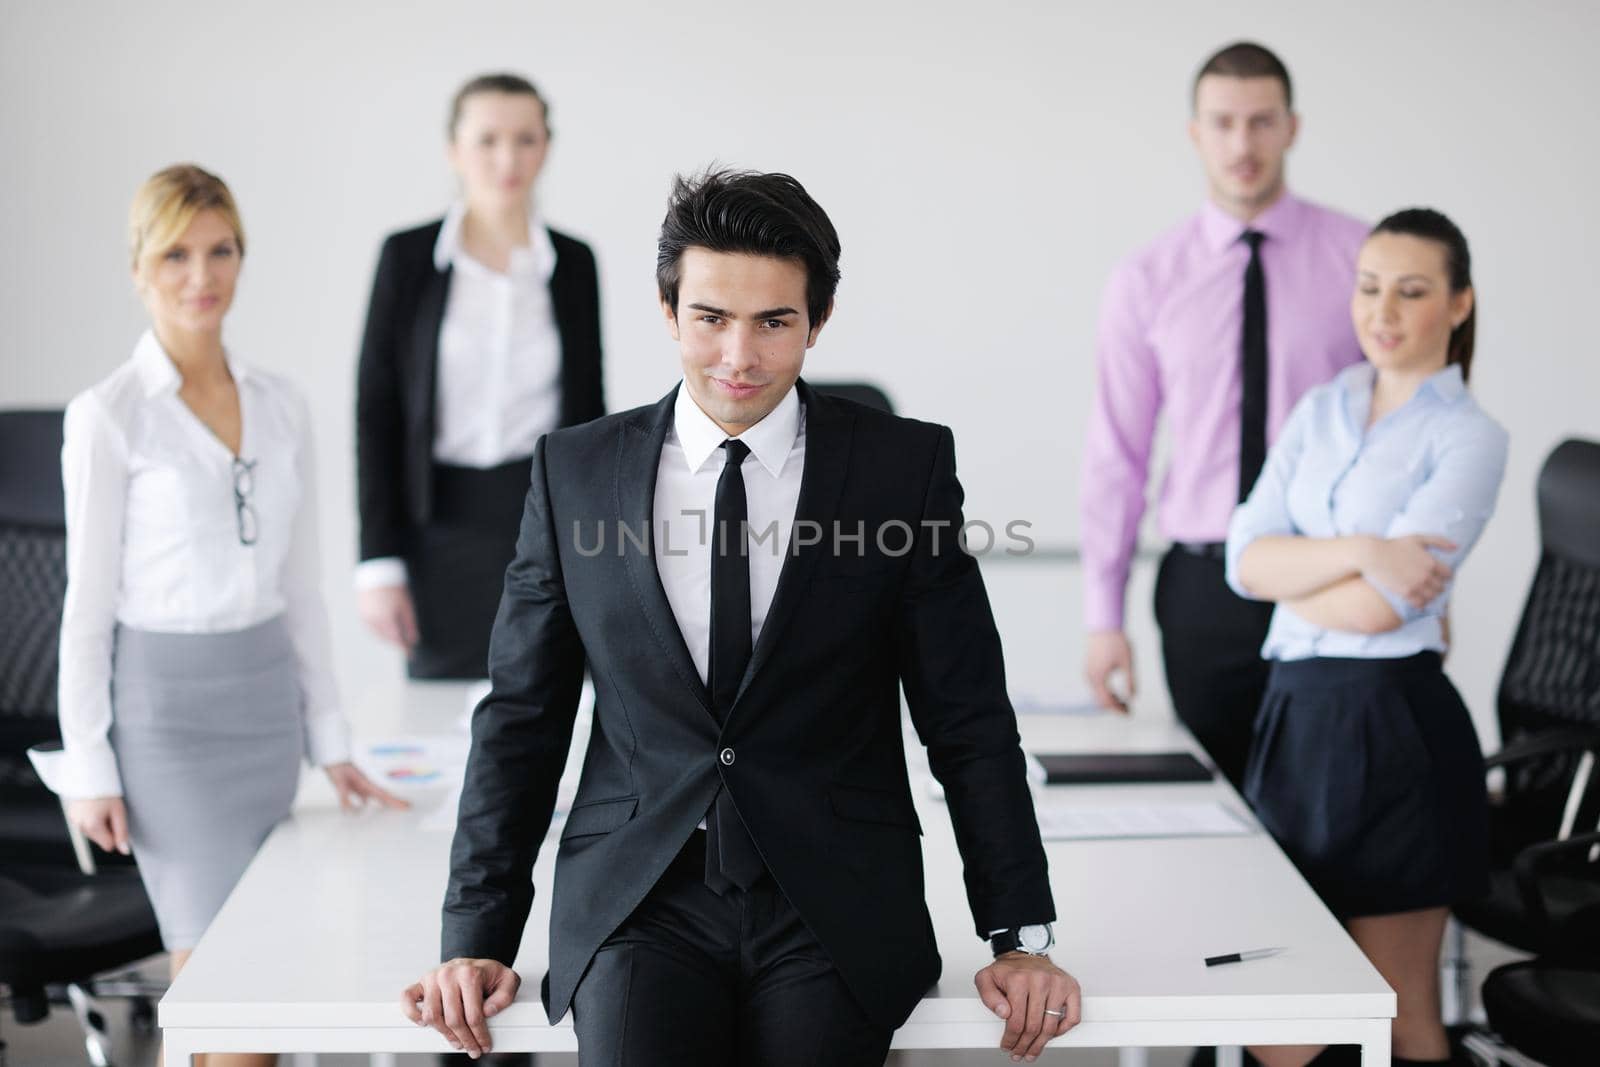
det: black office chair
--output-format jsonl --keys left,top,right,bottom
{"left": 1445, "top": 440, "right": 1600, "bottom": 1036}
{"left": 0, "top": 410, "right": 165, "bottom": 1065}
{"left": 809, "top": 380, "right": 895, "bottom": 414}
{"left": 1466, "top": 836, "right": 1600, "bottom": 1066}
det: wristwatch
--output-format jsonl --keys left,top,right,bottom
{"left": 990, "top": 923, "right": 1054, "bottom": 958}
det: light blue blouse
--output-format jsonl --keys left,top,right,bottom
{"left": 1225, "top": 362, "right": 1509, "bottom": 661}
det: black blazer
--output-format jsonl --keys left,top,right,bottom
{"left": 355, "top": 219, "right": 605, "bottom": 561}
{"left": 441, "top": 381, "right": 1054, "bottom": 1032}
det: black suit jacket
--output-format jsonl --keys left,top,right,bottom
{"left": 441, "top": 381, "right": 1054, "bottom": 1032}
{"left": 354, "top": 219, "right": 605, "bottom": 561}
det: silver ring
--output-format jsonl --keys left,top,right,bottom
{"left": 1043, "top": 1008, "right": 1066, "bottom": 1018}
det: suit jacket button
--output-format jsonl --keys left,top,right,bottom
{"left": 719, "top": 747, "right": 735, "bottom": 766}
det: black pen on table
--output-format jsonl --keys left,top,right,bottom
{"left": 1205, "top": 947, "right": 1287, "bottom": 967}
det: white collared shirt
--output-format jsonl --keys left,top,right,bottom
{"left": 431, "top": 200, "right": 563, "bottom": 468}
{"left": 653, "top": 383, "right": 806, "bottom": 685}
{"left": 40, "top": 330, "right": 349, "bottom": 799}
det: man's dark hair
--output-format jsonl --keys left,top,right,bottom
{"left": 448, "top": 72, "right": 549, "bottom": 137}
{"left": 656, "top": 168, "right": 841, "bottom": 329}
{"left": 1192, "top": 42, "right": 1293, "bottom": 110}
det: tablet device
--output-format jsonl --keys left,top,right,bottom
{"left": 1033, "top": 751, "right": 1214, "bottom": 785}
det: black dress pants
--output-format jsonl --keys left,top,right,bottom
{"left": 1153, "top": 545, "right": 1276, "bottom": 790}
{"left": 572, "top": 832, "right": 892, "bottom": 1067}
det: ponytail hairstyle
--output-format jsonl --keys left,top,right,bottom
{"left": 448, "top": 72, "right": 549, "bottom": 139}
{"left": 1369, "top": 207, "right": 1475, "bottom": 381}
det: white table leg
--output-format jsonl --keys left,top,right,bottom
{"left": 162, "top": 1033, "right": 198, "bottom": 1067}
{"left": 1117, "top": 1048, "right": 1149, "bottom": 1067}
{"left": 1216, "top": 1047, "right": 1243, "bottom": 1067}
{"left": 1358, "top": 1018, "right": 1392, "bottom": 1067}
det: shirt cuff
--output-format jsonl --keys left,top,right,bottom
{"left": 304, "top": 713, "right": 352, "bottom": 767}
{"left": 354, "top": 556, "right": 408, "bottom": 590}
{"left": 1082, "top": 578, "right": 1127, "bottom": 633}
{"left": 28, "top": 739, "right": 124, "bottom": 799}
{"left": 1367, "top": 576, "right": 1426, "bottom": 626}
{"left": 1223, "top": 534, "right": 1254, "bottom": 600}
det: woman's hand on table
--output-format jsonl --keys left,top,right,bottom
{"left": 323, "top": 761, "right": 410, "bottom": 811}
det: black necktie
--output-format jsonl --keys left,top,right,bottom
{"left": 1239, "top": 229, "right": 1268, "bottom": 502}
{"left": 705, "top": 439, "right": 763, "bottom": 892}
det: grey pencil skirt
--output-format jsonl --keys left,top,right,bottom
{"left": 109, "top": 616, "right": 303, "bottom": 950}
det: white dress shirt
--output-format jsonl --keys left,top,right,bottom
{"left": 354, "top": 201, "right": 564, "bottom": 592}
{"left": 37, "top": 330, "right": 350, "bottom": 799}
{"left": 654, "top": 383, "right": 805, "bottom": 686}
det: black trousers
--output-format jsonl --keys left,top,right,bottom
{"left": 1154, "top": 545, "right": 1276, "bottom": 790}
{"left": 572, "top": 832, "right": 892, "bottom": 1067}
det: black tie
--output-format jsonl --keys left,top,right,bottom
{"left": 1239, "top": 229, "right": 1268, "bottom": 502}
{"left": 705, "top": 439, "right": 763, "bottom": 892}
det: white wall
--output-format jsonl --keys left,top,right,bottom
{"left": 4, "top": 0, "right": 1597, "bottom": 742}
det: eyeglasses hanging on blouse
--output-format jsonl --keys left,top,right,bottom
{"left": 232, "top": 457, "right": 258, "bottom": 546}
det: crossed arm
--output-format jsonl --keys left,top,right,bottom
{"left": 1234, "top": 532, "right": 1455, "bottom": 634}
{"left": 1224, "top": 392, "right": 1508, "bottom": 637}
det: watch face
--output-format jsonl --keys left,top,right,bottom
{"left": 1019, "top": 924, "right": 1052, "bottom": 952}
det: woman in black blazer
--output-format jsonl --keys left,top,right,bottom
{"left": 355, "top": 73, "right": 603, "bottom": 679}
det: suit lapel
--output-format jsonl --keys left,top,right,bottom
{"left": 616, "top": 386, "right": 715, "bottom": 718}
{"left": 546, "top": 229, "right": 577, "bottom": 424}
{"left": 734, "top": 380, "right": 853, "bottom": 709}
{"left": 410, "top": 262, "right": 451, "bottom": 430}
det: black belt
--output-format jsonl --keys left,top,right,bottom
{"left": 1173, "top": 541, "right": 1227, "bottom": 561}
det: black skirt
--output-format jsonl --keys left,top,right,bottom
{"left": 1243, "top": 652, "right": 1489, "bottom": 919}
{"left": 405, "top": 457, "right": 533, "bottom": 680}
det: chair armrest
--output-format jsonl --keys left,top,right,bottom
{"left": 1511, "top": 830, "right": 1600, "bottom": 929}
{"left": 1485, "top": 728, "right": 1600, "bottom": 770}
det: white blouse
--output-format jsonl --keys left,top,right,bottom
{"left": 432, "top": 199, "right": 563, "bottom": 467}
{"left": 37, "top": 330, "right": 350, "bottom": 799}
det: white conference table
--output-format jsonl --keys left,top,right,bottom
{"left": 159, "top": 700, "right": 1395, "bottom": 1064}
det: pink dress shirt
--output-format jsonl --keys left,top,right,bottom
{"left": 1080, "top": 192, "right": 1368, "bottom": 631}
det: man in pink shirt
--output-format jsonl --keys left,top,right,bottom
{"left": 1081, "top": 42, "right": 1367, "bottom": 788}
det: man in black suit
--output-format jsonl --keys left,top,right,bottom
{"left": 403, "top": 169, "right": 1079, "bottom": 1065}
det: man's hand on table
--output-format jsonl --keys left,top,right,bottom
{"left": 401, "top": 957, "right": 520, "bottom": 1060}
{"left": 975, "top": 953, "right": 1082, "bottom": 1062}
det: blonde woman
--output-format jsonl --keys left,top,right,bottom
{"left": 34, "top": 164, "right": 404, "bottom": 1063}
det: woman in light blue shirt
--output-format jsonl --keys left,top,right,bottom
{"left": 1225, "top": 208, "right": 1507, "bottom": 1067}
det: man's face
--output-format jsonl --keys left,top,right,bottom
{"left": 1189, "top": 75, "right": 1298, "bottom": 217}
{"left": 663, "top": 247, "right": 827, "bottom": 435}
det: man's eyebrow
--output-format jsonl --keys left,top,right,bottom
{"left": 685, "top": 302, "right": 801, "bottom": 319}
